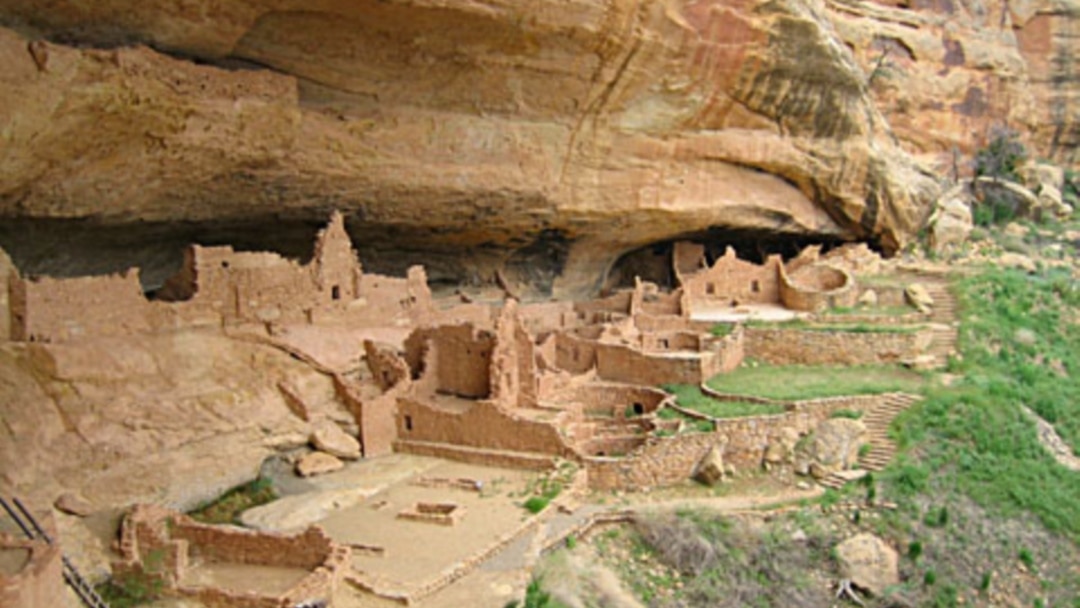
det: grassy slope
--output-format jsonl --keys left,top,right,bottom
{"left": 886, "top": 267, "right": 1080, "bottom": 541}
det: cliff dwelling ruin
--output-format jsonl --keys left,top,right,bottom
{"left": 0, "top": 211, "right": 952, "bottom": 606}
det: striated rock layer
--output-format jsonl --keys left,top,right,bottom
{"left": 0, "top": 0, "right": 1075, "bottom": 294}
{"left": 0, "top": 0, "right": 944, "bottom": 296}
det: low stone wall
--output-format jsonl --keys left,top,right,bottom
{"left": 116, "top": 504, "right": 348, "bottom": 608}
{"left": 585, "top": 393, "right": 891, "bottom": 490}
{"left": 744, "top": 326, "right": 932, "bottom": 365}
{"left": 778, "top": 264, "right": 857, "bottom": 313}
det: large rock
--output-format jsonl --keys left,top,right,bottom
{"left": 807, "top": 418, "right": 867, "bottom": 479}
{"left": 904, "top": 283, "right": 934, "bottom": 314}
{"left": 928, "top": 186, "right": 973, "bottom": 254}
{"left": 295, "top": 452, "right": 345, "bottom": 478}
{"left": 835, "top": 533, "right": 900, "bottom": 597}
{"left": 693, "top": 444, "right": 728, "bottom": 486}
{"left": 0, "top": 2, "right": 944, "bottom": 296}
{"left": 972, "top": 177, "right": 1041, "bottom": 220}
{"left": 310, "top": 421, "right": 361, "bottom": 460}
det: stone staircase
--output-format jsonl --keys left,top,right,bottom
{"left": 819, "top": 392, "right": 922, "bottom": 489}
{"left": 904, "top": 270, "right": 960, "bottom": 368}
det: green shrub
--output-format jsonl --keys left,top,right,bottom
{"left": 924, "top": 569, "right": 937, "bottom": 586}
{"left": 188, "top": 476, "right": 277, "bottom": 524}
{"left": 908, "top": 540, "right": 923, "bottom": 561}
{"left": 1019, "top": 547, "right": 1035, "bottom": 570}
{"left": 830, "top": 409, "right": 863, "bottom": 420}
{"left": 974, "top": 126, "right": 1026, "bottom": 182}
{"left": 524, "top": 496, "right": 550, "bottom": 514}
{"left": 710, "top": 323, "right": 735, "bottom": 337}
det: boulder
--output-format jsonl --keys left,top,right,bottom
{"left": 999, "top": 252, "right": 1037, "bottom": 273}
{"left": 835, "top": 533, "right": 900, "bottom": 596}
{"left": 1019, "top": 161, "right": 1065, "bottom": 194}
{"left": 927, "top": 186, "right": 973, "bottom": 254}
{"left": 808, "top": 418, "right": 867, "bottom": 479}
{"left": 54, "top": 492, "right": 94, "bottom": 517}
{"left": 972, "top": 177, "right": 1040, "bottom": 221}
{"left": 1035, "top": 184, "right": 1073, "bottom": 219}
{"left": 857, "top": 289, "right": 879, "bottom": 308}
{"left": 693, "top": 444, "right": 727, "bottom": 486}
{"left": 904, "top": 284, "right": 934, "bottom": 314}
{"left": 310, "top": 421, "right": 361, "bottom": 460}
{"left": 764, "top": 428, "right": 801, "bottom": 465}
{"left": 295, "top": 452, "right": 344, "bottom": 478}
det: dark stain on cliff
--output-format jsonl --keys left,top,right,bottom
{"left": 951, "top": 86, "right": 988, "bottom": 118}
{"left": 735, "top": 13, "right": 866, "bottom": 140}
{"left": 942, "top": 38, "right": 966, "bottom": 67}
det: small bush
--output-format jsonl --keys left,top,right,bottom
{"left": 565, "top": 534, "right": 577, "bottom": 550}
{"left": 974, "top": 126, "right": 1026, "bottom": 182}
{"left": 1018, "top": 547, "right": 1035, "bottom": 570}
{"left": 830, "top": 409, "right": 864, "bottom": 420}
{"left": 924, "top": 569, "right": 937, "bottom": 586}
{"left": 188, "top": 476, "right": 277, "bottom": 524}
{"left": 908, "top": 540, "right": 923, "bottom": 561}
{"left": 710, "top": 323, "right": 735, "bottom": 337}
{"left": 524, "top": 496, "right": 550, "bottom": 514}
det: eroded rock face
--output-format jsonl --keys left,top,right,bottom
{"left": 0, "top": 1, "right": 948, "bottom": 296}
{"left": 1, "top": 1, "right": 1075, "bottom": 294}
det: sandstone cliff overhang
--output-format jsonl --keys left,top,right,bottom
{"left": 0, "top": 0, "right": 997, "bottom": 295}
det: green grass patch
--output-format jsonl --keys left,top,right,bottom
{"left": 187, "top": 477, "right": 276, "bottom": 525}
{"left": 886, "top": 267, "right": 1080, "bottom": 542}
{"left": 656, "top": 406, "right": 715, "bottom": 433}
{"left": 662, "top": 384, "right": 786, "bottom": 418}
{"left": 706, "top": 364, "right": 926, "bottom": 401}
{"left": 709, "top": 323, "right": 735, "bottom": 337}
{"left": 825, "top": 304, "right": 916, "bottom": 317}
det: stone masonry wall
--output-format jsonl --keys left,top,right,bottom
{"left": 396, "top": 397, "right": 571, "bottom": 457}
{"left": 586, "top": 394, "right": 887, "bottom": 490}
{"left": 745, "top": 326, "right": 933, "bottom": 365}
{"left": 778, "top": 264, "right": 858, "bottom": 312}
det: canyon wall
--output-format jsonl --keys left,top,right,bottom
{"left": 0, "top": 0, "right": 1075, "bottom": 294}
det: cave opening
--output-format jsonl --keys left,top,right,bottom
{"left": 0, "top": 215, "right": 487, "bottom": 294}
{"left": 603, "top": 228, "right": 852, "bottom": 291}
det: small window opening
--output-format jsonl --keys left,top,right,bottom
{"left": 751, "top": 280, "right": 761, "bottom": 293}
{"left": 331, "top": 285, "right": 341, "bottom": 300}
{"left": 404, "top": 415, "right": 413, "bottom": 431}
{"left": 221, "top": 261, "right": 230, "bottom": 269}
{"left": 706, "top": 283, "right": 716, "bottom": 295}
{"left": 632, "top": 402, "right": 645, "bottom": 415}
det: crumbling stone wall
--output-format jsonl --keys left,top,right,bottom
{"left": 778, "top": 263, "right": 857, "bottom": 312}
{"left": 585, "top": 394, "right": 885, "bottom": 490}
{"left": 7, "top": 212, "right": 433, "bottom": 342}
{"left": 11, "top": 270, "right": 153, "bottom": 342}
{"left": 490, "top": 300, "right": 538, "bottom": 408}
{"left": 555, "top": 325, "right": 744, "bottom": 387}
{"left": 404, "top": 324, "right": 495, "bottom": 399}
{"left": 395, "top": 397, "right": 571, "bottom": 457}
{"left": 680, "top": 247, "right": 782, "bottom": 307}
{"left": 116, "top": 504, "right": 348, "bottom": 608}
